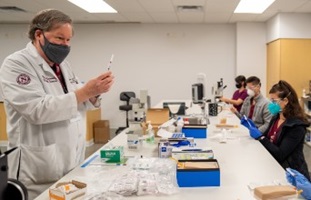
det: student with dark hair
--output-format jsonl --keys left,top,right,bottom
{"left": 220, "top": 75, "right": 248, "bottom": 112}
{"left": 244, "top": 80, "right": 310, "bottom": 181}
{"left": 238, "top": 76, "right": 272, "bottom": 133}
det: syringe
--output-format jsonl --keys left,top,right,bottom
{"left": 107, "top": 54, "right": 114, "bottom": 71}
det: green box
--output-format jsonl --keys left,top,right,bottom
{"left": 100, "top": 146, "right": 124, "bottom": 163}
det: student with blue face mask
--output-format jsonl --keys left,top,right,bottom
{"left": 249, "top": 80, "right": 310, "bottom": 181}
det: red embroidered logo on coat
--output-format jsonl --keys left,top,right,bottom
{"left": 16, "top": 74, "right": 31, "bottom": 85}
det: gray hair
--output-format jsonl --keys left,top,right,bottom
{"left": 28, "top": 9, "right": 72, "bottom": 41}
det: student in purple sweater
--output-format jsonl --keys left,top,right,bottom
{"left": 220, "top": 75, "right": 248, "bottom": 112}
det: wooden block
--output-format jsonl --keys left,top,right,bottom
{"left": 215, "top": 124, "right": 238, "bottom": 128}
{"left": 254, "top": 185, "right": 296, "bottom": 200}
{"left": 185, "top": 162, "right": 218, "bottom": 169}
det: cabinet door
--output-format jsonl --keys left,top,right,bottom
{"left": 0, "top": 103, "right": 7, "bottom": 141}
{"left": 280, "top": 39, "right": 311, "bottom": 99}
{"left": 267, "top": 39, "right": 311, "bottom": 99}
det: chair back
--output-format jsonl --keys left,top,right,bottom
{"left": 120, "top": 92, "right": 135, "bottom": 103}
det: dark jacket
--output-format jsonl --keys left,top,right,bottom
{"left": 260, "top": 114, "right": 310, "bottom": 180}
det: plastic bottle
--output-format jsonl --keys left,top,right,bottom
{"left": 176, "top": 117, "right": 184, "bottom": 133}
{"left": 146, "top": 121, "right": 154, "bottom": 144}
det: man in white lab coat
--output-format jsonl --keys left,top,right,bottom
{"left": 0, "top": 9, "right": 114, "bottom": 199}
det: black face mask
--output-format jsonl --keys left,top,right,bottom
{"left": 235, "top": 83, "right": 242, "bottom": 88}
{"left": 40, "top": 34, "right": 71, "bottom": 64}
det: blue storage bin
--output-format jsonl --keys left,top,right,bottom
{"left": 182, "top": 125, "right": 207, "bottom": 138}
{"left": 177, "top": 159, "right": 220, "bottom": 187}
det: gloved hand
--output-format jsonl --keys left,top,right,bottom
{"left": 249, "top": 126, "right": 262, "bottom": 139}
{"left": 240, "top": 116, "right": 256, "bottom": 130}
{"left": 286, "top": 168, "right": 311, "bottom": 199}
{"left": 286, "top": 171, "right": 296, "bottom": 187}
{"left": 297, "top": 178, "right": 311, "bottom": 200}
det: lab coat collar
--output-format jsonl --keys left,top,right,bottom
{"left": 26, "top": 42, "right": 53, "bottom": 73}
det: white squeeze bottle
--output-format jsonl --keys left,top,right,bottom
{"left": 146, "top": 121, "right": 155, "bottom": 144}
{"left": 176, "top": 117, "right": 184, "bottom": 133}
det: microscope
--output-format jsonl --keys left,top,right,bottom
{"left": 130, "top": 90, "right": 150, "bottom": 122}
{"left": 191, "top": 73, "right": 211, "bottom": 124}
{"left": 0, "top": 147, "right": 28, "bottom": 200}
{"left": 213, "top": 78, "right": 227, "bottom": 103}
{"left": 128, "top": 90, "right": 150, "bottom": 136}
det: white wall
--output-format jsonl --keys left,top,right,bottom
{"left": 236, "top": 22, "right": 267, "bottom": 96}
{"left": 267, "top": 13, "right": 311, "bottom": 42}
{"left": 0, "top": 23, "right": 269, "bottom": 129}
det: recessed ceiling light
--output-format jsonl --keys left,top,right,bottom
{"left": 177, "top": 5, "right": 203, "bottom": 12}
{"left": 0, "top": 6, "right": 26, "bottom": 12}
{"left": 68, "top": 0, "right": 117, "bottom": 13}
{"left": 234, "top": 0, "right": 275, "bottom": 14}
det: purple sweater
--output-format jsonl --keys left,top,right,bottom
{"left": 232, "top": 89, "right": 248, "bottom": 112}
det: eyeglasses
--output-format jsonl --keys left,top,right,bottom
{"left": 270, "top": 98, "right": 282, "bottom": 103}
{"left": 246, "top": 85, "right": 258, "bottom": 90}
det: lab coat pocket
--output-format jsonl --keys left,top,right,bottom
{"left": 19, "top": 143, "right": 62, "bottom": 184}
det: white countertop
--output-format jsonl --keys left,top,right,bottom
{"left": 35, "top": 101, "right": 290, "bottom": 200}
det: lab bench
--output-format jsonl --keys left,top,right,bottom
{"left": 35, "top": 100, "right": 287, "bottom": 200}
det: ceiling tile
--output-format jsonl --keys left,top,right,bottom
{"left": 294, "top": 1, "right": 311, "bottom": 12}
{"left": 105, "top": 0, "right": 145, "bottom": 12}
{"left": 266, "top": 0, "right": 308, "bottom": 12}
{"left": 138, "top": 0, "right": 175, "bottom": 12}
{"left": 205, "top": 0, "right": 240, "bottom": 12}
{"left": 1, "top": 0, "right": 311, "bottom": 24}
{"left": 172, "top": 0, "right": 206, "bottom": 6}
{"left": 204, "top": 12, "right": 232, "bottom": 23}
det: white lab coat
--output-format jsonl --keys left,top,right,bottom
{"left": 0, "top": 42, "right": 95, "bottom": 199}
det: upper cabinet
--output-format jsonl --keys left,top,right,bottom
{"left": 267, "top": 39, "right": 311, "bottom": 98}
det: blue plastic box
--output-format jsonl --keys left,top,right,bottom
{"left": 177, "top": 159, "right": 220, "bottom": 187}
{"left": 182, "top": 125, "right": 207, "bottom": 138}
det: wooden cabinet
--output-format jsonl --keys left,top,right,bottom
{"left": 267, "top": 39, "right": 311, "bottom": 98}
{"left": 0, "top": 103, "right": 7, "bottom": 143}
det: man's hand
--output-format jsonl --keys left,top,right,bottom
{"left": 240, "top": 116, "right": 256, "bottom": 130}
{"left": 75, "top": 71, "right": 114, "bottom": 104}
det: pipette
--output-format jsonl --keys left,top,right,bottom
{"left": 107, "top": 54, "right": 114, "bottom": 71}
{"left": 286, "top": 168, "right": 296, "bottom": 177}
{"left": 286, "top": 168, "right": 298, "bottom": 192}
{"left": 243, "top": 115, "right": 252, "bottom": 127}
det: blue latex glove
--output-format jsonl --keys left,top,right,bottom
{"left": 286, "top": 168, "right": 311, "bottom": 199}
{"left": 240, "top": 116, "right": 256, "bottom": 130}
{"left": 249, "top": 126, "right": 262, "bottom": 139}
{"left": 286, "top": 171, "right": 296, "bottom": 187}
{"left": 171, "top": 140, "right": 190, "bottom": 147}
